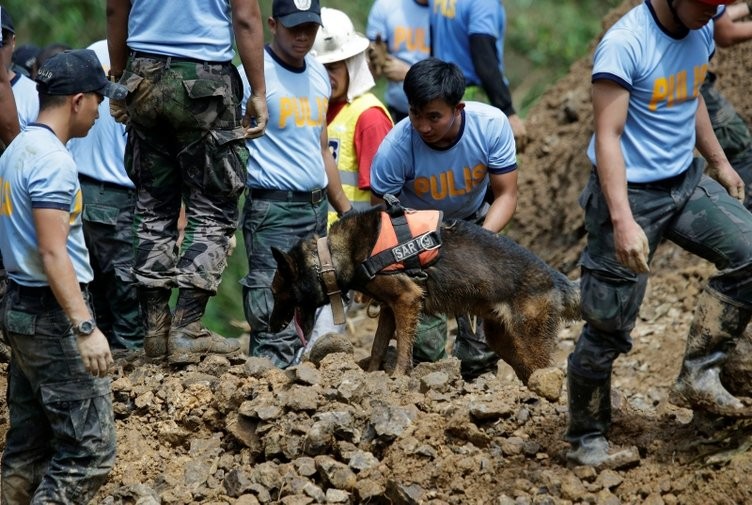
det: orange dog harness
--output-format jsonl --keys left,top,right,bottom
{"left": 360, "top": 209, "right": 443, "bottom": 279}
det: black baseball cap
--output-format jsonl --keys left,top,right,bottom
{"left": 273, "top": 0, "right": 321, "bottom": 28}
{"left": 12, "top": 44, "right": 39, "bottom": 75}
{"left": 35, "top": 49, "right": 127, "bottom": 100}
{"left": 1, "top": 5, "right": 14, "bottom": 34}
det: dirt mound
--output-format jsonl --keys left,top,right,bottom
{"left": 5, "top": 1, "right": 752, "bottom": 503}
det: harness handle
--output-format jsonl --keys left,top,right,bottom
{"left": 316, "top": 236, "right": 347, "bottom": 326}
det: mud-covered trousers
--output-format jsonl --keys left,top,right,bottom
{"left": 241, "top": 193, "right": 329, "bottom": 368}
{"left": 80, "top": 178, "right": 143, "bottom": 349}
{"left": 569, "top": 158, "right": 752, "bottom": 380}
{"left": 701, "top": 72, "right": 752, "bottom": 211}
{"left": 122, "top": 54, "right": 249, "bottom": 293}
{"left": 1, "top": 283, "right": 115, "bottom": 504}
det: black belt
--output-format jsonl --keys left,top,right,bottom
{"left": 248, "top": 187, "right": 325, "bottom": 204}
{"left": 129, "top": 50, "right": 226, "bottom": 66}
{"left": 628, "top": 170, "right": 688, "bottom": 191}
{"left": 9, "top": 281, "right": 87, "bottom": 298}
{"left": 79, "top": 173, "right": 134, "bottom": 193}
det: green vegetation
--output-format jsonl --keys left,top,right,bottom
{"left": 4, "top": 0, "right": 620, "bottom": 337}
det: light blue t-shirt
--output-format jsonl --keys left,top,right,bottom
{"left": 371, "top": 101, "right": 517, "bottom": 219}
{"left": 241, "top": 47, "right": 331, "bottom": 192}
{"left": 367, "top": 0, "right": 430, "bottom": 114}
{"left": 429, "top": 0, "right": 506, "bottom": 87}
{"left": 0, "top": 125, "right": 93, "bottom": 286}
{"left": 127, "top": 0, "right": 235, "bottom": 62}
{"left": 586, "top": 1, "right": 716, "bottom": 182}
{"left": 68, "top": 40, "right": 132, "bottom": 188}
{"left": 11, "top": 73, "right": 39, "bottom": 130}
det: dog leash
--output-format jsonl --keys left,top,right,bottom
{"left": 316, "top": 236, "right": 347, "bottom": 326}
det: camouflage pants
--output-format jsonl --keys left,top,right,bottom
{"left": 413, "top": 313, "right": 449, "bottom": 363}
{"left": 241, "top": 195, "right": 329, "bottom": 368}
{"left": 80, "top": 179, "right": 144, "bottom": 348}
{"left": 122, "top": 55, "right": 249, "bottom": 293}
{"left": 701, "top": 72, "right": 752, "bottom": 211}
{"left": 569, "top": 158, "right": 752, "bottom": 379}
{"left": 1, "top": 284, "right": 115, "bottom": 504}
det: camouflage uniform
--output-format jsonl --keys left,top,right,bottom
{"left": 569, "top": 158, "right": 752, "bottom": 379}
{"left": 241, "top": 194, "right": 329, "bottom": 368}
{"left": 122, "top": 56, "right": 248, "bottom": 293}
{"left": 1, "top": 284, "right": 116, "bottom": 504}
{"left": 701, "top": 72, "right": 752, "bottom": 210}
{"left": 80, "top": 178, "right": 143, "bottom": 348}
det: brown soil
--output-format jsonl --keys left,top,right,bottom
{"left": 4, "top": 2, "right": 752, "bottom": 504}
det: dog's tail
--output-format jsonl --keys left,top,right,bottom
{"left": 556, "top": 276, "right": 581, "bottom": 321}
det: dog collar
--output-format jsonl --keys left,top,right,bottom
{"left": 316, "top": 236, "right": 347, "bottom": 325}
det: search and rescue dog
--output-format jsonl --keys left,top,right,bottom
{"left": 269, "top": 205, "right": 580, "bottom": 383}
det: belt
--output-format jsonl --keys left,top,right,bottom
{"left": 9, "top": 281, "right": 88, "bottom": 298}
{"left": 248, "top": 187, "right": 326, "bottom": 204}
{"left": 79, "top": 173, "right": 134, "bottom": 193}
{"left": 628, "top": 170, "right": 688, "bottom": 191}
{"left": 129, "top": 50, "right": 226, "bottom": 66}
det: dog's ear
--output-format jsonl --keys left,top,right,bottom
{"left": 272, "top": 247, "right": 297, "bottom": 281}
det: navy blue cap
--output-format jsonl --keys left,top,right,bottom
{"left": 1, "top": 5, "right": 14, "bottom": 34}
{"left": 273, "top": 0, "right": 321, "bottom": 27}
{"left": 35, "top": 49, "right": 127, "bottom": 100}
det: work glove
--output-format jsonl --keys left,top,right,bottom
{"left": 110, "top": 99, "right": 129, "bottom": 125}
{"left": 368, "top": 36, "right": 388, "bottom": 78}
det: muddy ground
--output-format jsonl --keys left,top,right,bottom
{"left": 3, "top": 1, "right": 752, "bottom": 503}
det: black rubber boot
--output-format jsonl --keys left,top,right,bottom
{"left": 453, "top": 316, "right": 499, "bottom": 380}
{"left": 168, "top": 288, "right": 240, "bottom": 365}
{"left": 565, "top": 370, "right": 640, "bottom": 468}
{"left": 138, "top": 287, "right": 172, "bottom": 359}
{"left": 670, "top": 289, "right": 752, "bottom": 417}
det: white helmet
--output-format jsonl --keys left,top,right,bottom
{"left": 311, "top": 7, "right": 370, "bottom": 64}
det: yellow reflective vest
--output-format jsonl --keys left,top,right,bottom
{"left": 327, "top": 93, "right": 391, "bottom": 226}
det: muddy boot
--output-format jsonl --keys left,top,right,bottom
{"left": 565, "top": 371, "right": 640, "bottom": 469}
{"left": 168, "top": 288, "right": 241, "bottom": 365}
{"left": 413, "top": 314, "right": 448, "bottom": 365}
{"left": 138, "top": 287, "right": 172, "bottom": 359}
{"left": 670, "top": 289, "right": 752, "bottom": 417}
{"left": 453, "top": 316, "right": 499, "bottom": 380}
{"left": 307, "top": 332, "right": 354, "bottom": 366}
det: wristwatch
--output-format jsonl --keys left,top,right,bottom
{"left": 72, "top": 319, "right": 97, "bottom": 337}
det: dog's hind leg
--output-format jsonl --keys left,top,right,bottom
{"left": 484, "top": 313, "right": 556, "bottom": 385}
{"left": 368, "top": 308, "right": 396, "bottom": 372}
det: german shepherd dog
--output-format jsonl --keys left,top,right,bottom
{"left": 269, "top": 207, "right": 580, "bottom": 384}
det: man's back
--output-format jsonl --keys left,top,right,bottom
{"left": 126, "top": 0, "right": 235, "bottom": 62}
{"left": 429, "top": 0, "right": 506, "bottom": 85}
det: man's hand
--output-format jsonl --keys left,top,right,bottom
{"left": 77, "top": 329, "right": 114, "bottom": 377}
{"left": 507, "top": 114, "right": 528, "bottom": 152}
{"left": 613, "top": 218, "right": 650, "bottom": 274}
{"left": 243, "top": 93, "right": 268, "bottom": 139}
{"left": 382, "top": 56, "right": 410, "bottom": 83}
{"left": 708, "top": 161, "right": 745, "bottom": 202}
{"left": 368, "top": 36, "right": 388, "bottom": 77}
{"left": 110, "top": 98, "right": 129, "bottom": 124}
